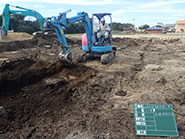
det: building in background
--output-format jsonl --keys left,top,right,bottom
{"left": 145, "top": 27, "right": 163, "bottom": 34}
{"left": 123, "top": 28, "right": 132, "bottom": 33}
{"left": 165, "top": 24, "right": 176, "bottom": 33}
{"left": 145, "top": 22, "right": 176, "bottom": 34}
{"left": 145, "top": 22, "right": 164, "bottom": 33}
{"left": 175, "top": 20, "right": 185, "bottom": 33}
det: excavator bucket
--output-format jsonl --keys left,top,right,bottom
{"left": 58, "top": 52, "right": 73, "bottom": 65}
{"left": 0, "top": 27, "right": 7, "bottom": 39}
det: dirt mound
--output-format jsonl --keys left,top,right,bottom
{"left": 34, "top": 34, "right": 81, "bottom": 47}
{"left": 113, "top": 37, "right": 139, "bottom": 47}
{"left": 0, "top": 59, "right": 96, "bottom": 95}
{"left": 4, "top": 32, "right": 33, "bottom": 40}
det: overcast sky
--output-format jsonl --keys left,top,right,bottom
{"left": 1, "top": 0, "right": 185, "bottom": 26}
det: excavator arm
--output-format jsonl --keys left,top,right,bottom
{"left": 2, "top": 4, "right": 45, "bottom": 34}
{"left": 50, "top": 10, "right": 92, "bottom": 65}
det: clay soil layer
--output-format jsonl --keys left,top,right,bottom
{"left": 0, "top": 33, "right": 185, "bottom": 139}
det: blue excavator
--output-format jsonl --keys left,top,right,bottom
{"left": 1, "top": 4, "right": 116, "bottom": 65}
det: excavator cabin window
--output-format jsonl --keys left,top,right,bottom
{"left": 92, "top": 13, "right": 112, "bottom": 45}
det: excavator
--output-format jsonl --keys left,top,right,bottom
{"left": 1, "top": 4, "right": 52, "bottom": 36}
{"left": 1, "top": 4, "right": 116, "bottom": 65}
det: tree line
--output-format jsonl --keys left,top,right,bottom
{"left": 112, "top": 22, "right": 134, "bottom": 31}
{"left": 0, "top": 15, "right": 137, "bottom": 34}
{"left": 0, "top": 15, "right": 40, "bottom": 34}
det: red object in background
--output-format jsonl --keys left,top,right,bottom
{"left": 145, "top": 28, "right": 163, "bottom": 34}
{"left": 146, "top": 30, "right": 162, "bottom": 34}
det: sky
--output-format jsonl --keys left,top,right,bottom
{"left": 0, "top": 0, "right": 185, "bottom": 27}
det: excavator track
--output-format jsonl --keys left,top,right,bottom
{"left": 77, "top": 51, "right": 116, "bottom": 64}
{"left": 100, "top": 51, "right": 116, "bottom": 64}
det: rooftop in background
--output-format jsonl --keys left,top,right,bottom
{"left": 176, "top": 20, "right": 185, "bottom": 24}
{"left": 146, "top": 27, "right": 163, "bottom": 30}
{"left": 165, "top": 24, "right": 175, "bottom": 27}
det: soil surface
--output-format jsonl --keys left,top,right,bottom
{"left": 3, "top": 32, "right": 33, "bottom": 40}
{"left": 0, "top": 33, "right": 185, "bottom": 139}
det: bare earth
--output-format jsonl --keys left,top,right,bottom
{"left": 0, "top": 33, "right": 185, "bottom": 139}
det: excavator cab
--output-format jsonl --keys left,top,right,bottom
{"left": 81, "top": 13, "right": 116, "bottom": 64}
{"left": 92, "top": 13, "right": 112, "bottom": 46}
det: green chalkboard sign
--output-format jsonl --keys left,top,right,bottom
{"left": 133, "top": 104, "right": 179, "bottom": 137}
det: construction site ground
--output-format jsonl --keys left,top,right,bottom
{"left": 0, "top": 33, "right": 185, "bottom": 139}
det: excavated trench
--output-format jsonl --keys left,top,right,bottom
{"left": 0, "top": 59, "right": 96, "bottom": 134}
